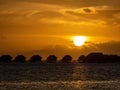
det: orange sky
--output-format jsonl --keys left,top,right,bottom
{"left": 0, "top": 0, "right": 120, "bottom": 59}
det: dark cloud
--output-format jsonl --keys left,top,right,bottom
{"left": 25, "top": 41, "right": 120, "bottom": 60}
{"left": 66, "top": 8, "right": 95, "bottom": 15}
{"left": 65, "top": 8, "right": 120, "bottom": 25}
{"left": 83, "top": 8, "right": 93, "bottom": 13}
{"left": 96, "top": 41, "right": 120, "bottom": 54}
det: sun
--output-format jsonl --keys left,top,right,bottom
{"left": 73, "top": 36, "right": 86, "bottom": 46}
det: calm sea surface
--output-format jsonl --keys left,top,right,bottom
{"left": 0, "top": 63, "right": 120, "bottom": 90}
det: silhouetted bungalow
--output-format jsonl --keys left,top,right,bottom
{"left": 61, "top": 55, "right": 72, "bottom": 63}
{"left": 14, "top": 55, "right": 26, "bottom": 63}
{"left": 0, "top": 55, "right": 12, "bottom": 63}
{"left": 78, "top": 55, "right": 85, "bottom": 63}
{"left": 29, "top": 55, "right": 42, "bottom": 63}
{"left": 85, "top": 52, "right": 104, "bottom": 63}
{"left": 46, "top": 55, "right": 57, "bottom": 63}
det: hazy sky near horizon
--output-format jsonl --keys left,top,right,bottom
{"left": 0, "top": 0, "right": 120, "bottom": 59}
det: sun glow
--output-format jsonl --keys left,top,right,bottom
{"left": 73, "top": 36, "right": 87, "bottom": 46}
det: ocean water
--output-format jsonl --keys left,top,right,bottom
{"left": 0, "top": 63, "right": 120, "bottom": 90}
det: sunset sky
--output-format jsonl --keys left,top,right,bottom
{"left": 0, "top": 0, "right": 120, "bottom": 59}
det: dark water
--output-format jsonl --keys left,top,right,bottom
{"left": 0, "top": 63, "right": 120, "bottom": 90}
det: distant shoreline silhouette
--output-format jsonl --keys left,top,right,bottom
{"left": 78, "top": 53, "right": 120, "bottom": 63}
{"left": 0, "top": 52, "right": 120, "bottom": 63}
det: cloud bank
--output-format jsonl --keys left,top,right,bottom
{"left": 22, "top": 41, "right": 120, "bottom": 60}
